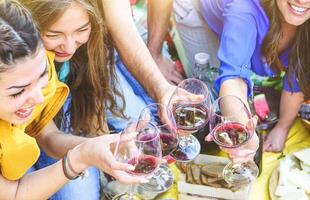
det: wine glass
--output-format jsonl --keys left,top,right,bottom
{"left": 113, "top": 119, "right": 162, "bottom": 200}
{"left": 209, "top": 95, "right": 259, "bottom": 185}
{"left": 137, "top": 103, "right": 178, "bottom": 193}
{"left": 168, "top": 78, "right": 211, "bottom": 162}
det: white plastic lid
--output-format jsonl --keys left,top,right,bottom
{"left": 194, "top": 52, "right": 210, "bottom": 65}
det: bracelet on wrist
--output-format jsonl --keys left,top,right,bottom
{"left": 62, "top": 150, "right": 87, "bottom": 180}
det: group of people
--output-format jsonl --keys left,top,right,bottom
{"left": 0, "top": 0, "right": 308, "bottom": 199}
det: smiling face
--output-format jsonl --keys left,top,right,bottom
{"left": 0, "top": 48, "right": 48, "bottom": 125}
{"left": 41, "top": 1, "right": 91, "bottom": 63}
{"left": 276, "top": 0, "right": 310, "bottom": 26}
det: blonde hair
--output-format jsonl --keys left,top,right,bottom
{"left": 21, "top": 0, "right": 125, "bottom": 136}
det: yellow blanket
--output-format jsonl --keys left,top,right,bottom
{"left": 157, "top": 118, "right": 309, "bottom": 200}
{"left": 250, "top": 118, "right": 310, "bottom": 200}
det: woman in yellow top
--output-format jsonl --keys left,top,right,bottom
{"left": 0, "top": 1, "right": 147, "bottom": 199}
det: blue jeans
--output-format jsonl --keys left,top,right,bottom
{"left": 34, "top": 148, "right": 100, "bottom": 200}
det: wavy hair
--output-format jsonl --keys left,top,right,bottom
{"left": 20, "top": 0, "right": 125, "bottom": 136}
{"left": 0, "top": 0, "right": 42, "bottom": 73}
{"left": 260, "top": 0, "right": 310, "bottom": 99}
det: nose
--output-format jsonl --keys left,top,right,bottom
{"left": 61, "top": 36, "right": 77, "bottom": 54}
{"left": 27, "top": 87, "right": 44, "bottom": 105}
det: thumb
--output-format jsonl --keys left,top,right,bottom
{"left": 252, "top": 115, "right": 259, "bottom": 127}
{"left": 205, "top": 133, "right": 213, "bottom": 141}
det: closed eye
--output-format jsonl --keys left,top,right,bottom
{"left": 10, "top": 89, "right": 25, "bottom": 99}
{"left": 45, "top": 34, "right": 60, "bottom": 38}
{"left": 78, "top": 27, "right": 90, "bottom": 32}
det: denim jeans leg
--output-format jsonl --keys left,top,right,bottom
{"left": 34, "top": 150, "right": 101, "bottom": 200}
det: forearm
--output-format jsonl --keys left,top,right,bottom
{"left": 277, "top": 90, "right": 304, "bottom": 129}
{"left": 36, "top": 121, "right": 87, "bottom": 159}
{"left": 147, "top": 0, "right": 173, "bottom": 57}
{"left": 6, "top": 162, "right": 67, "bottom": 200}
{"left": 0, "top": 145, "right": 88, "bottom": 200}
{"left": 101, "top": 0, "right": 171, "bottom": 101}
{"left": 219, "top": 78, "right": 249, "bottom": 105}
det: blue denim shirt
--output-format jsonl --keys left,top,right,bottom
{"left": 200, "top": 0, "right": 300, "bottom": 96}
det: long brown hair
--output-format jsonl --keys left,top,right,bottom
{"left": 21, "top": 0, "right": 125, "bottom": 136}
{"left": 260, "top": 0, "right": 310, "bottom": 99}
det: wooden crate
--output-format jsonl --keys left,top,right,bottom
{"left": 178, "top": 154, "right": 252, "bottom": 200}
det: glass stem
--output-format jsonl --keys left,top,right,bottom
{"left": 128, "top": 184, "right": 135, "bottom": 200}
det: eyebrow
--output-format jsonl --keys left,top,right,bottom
{"left": 6, "top": 63, "right": 48, "bottom": 90}
{"left": 47, "top": 21, "right": 91, "bottom": 34}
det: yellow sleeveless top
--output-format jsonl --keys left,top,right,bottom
{"left": 0, "top": 51, "right": 69, "bottom": 180}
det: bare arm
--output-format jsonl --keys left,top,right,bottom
{"left": 147, "top": 0, "right": 173, "bottom": 57}
{"left": 0, "top": 160, "right": 69, "bottom": 200}
{"left": 0, "top": 122, "right": 146, "bottom": 199}
{"left": 35, "top": 121, "right": 86, "bottom": 159}
{"left": 147, "top": 0, "right": 183, "bottom": 84}
{"left": 263, "top": 90, "right": 304, "bottom": 152}
{"left": 219, "top": 78, "right": 249, "bottom": 106}
{"left": 206, "top": 78, "right": 259, "bottom": 162}
{"left": 101, "top": 0, "right": 175, "bottom": 101}
{"left": 275, "top": 90, "right": 303, "bottom": 131}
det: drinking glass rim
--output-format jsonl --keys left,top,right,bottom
{"left": 134, "top": 121, "right": 160, "bottom": 143}
{"left": 211, "top": 95, "right": 251, "bottom": 118}
{"left": 140, "top": 102, "right": 176, "bottom": 130}
{"left": 175, "top": 78, "right": 210, "bottom": 102}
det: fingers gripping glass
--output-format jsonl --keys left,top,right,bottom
{"left": 138, "top": 103, "right": 177, "bottom": 193}
{"left": 113, "top": 120, "right": 162, "bottom": 200}
{"left": 209, "top": 95, "right": 259, "bottom": 185}
{"left": 168, "top": 78, "right": 211, "bottom": 162}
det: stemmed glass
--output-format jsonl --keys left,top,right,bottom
{"left": 138, "top": 103, "right": 178, "bottom": 193}
{"left": 113, "top": 120, "right": 162, "bottom": 200}
{"left": 209, "top": 95, "right": 259, "bottom": 185}
{"left": 168, "top": 78, "right": 211, "bottom": 162}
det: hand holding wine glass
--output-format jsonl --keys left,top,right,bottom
{"left": 168, "top": 78, "right": 211, "bottom": 162}
{"left": 208, "top": 95, "right": 259, "bottom": 185}
{"left": 137, "top": 103, "right": 178, "bottom": 193}
{"left": 113, "top": 119, "right": 162, "bottom": 200}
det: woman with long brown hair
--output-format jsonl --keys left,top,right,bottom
{"left": 19, "top": 0, "right": 135, "bottom": 199}
{"left": 199, "top": 0, "right": 309, "bottom": 154}
{"left": 0, "top": 0, "right": 146, "bottom": 199}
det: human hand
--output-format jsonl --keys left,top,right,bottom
{"left": 72, "top": 134, "right": 149, "bottom": 184}
{"left": 154, "top": 54, "right": 184, "bottom": 85}
{"left": 205, "top": 116, "right": 259, "bottom": 163}
{"left": 157, "top": 83, "right": 205, "bottom": 133}
{"left": 263, "top": 124, "right": 289, "bottom": 152}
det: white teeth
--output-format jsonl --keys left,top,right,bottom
{"left": 291, "top": 4, "right": 307, "bottom": 12}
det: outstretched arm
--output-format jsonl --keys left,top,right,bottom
{"left": 0, "top": 121, "right": 147, "bottom": 200}
{"left": 101, "top": 0, "right": 176, "bottom": 100}
{"left": 147, "top": 0, "right": 184, "bottom": 84}
{"left": 206, "top": 78, "right": 259, "bottom": 163}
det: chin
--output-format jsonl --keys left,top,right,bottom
{"left": 13, "top": 116, "right": 33, "bottom": 125}
{"left": 55, "top": 56, "right": 72, "bottom": 63}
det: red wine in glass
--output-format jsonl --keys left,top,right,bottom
{"left": 160, "top": 132, "right": 178, "bottom": 157}
{"left": 213, "top": 122, "right": 250, "bottom": 148}
{"left": 128, "top": 155, "right": 159, "bottom": 175}
{"left": 173, "top": 103, "right": 208, "bottom": 132}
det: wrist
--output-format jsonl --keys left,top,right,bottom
{"left": 68, "top": 145, "right": 88, "bottom": 173}
{"left": 154, "top": 82, "right": 175, "bottom": 103}
{"left": 147, "top": 44, "right": 163, "bottom": 60}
